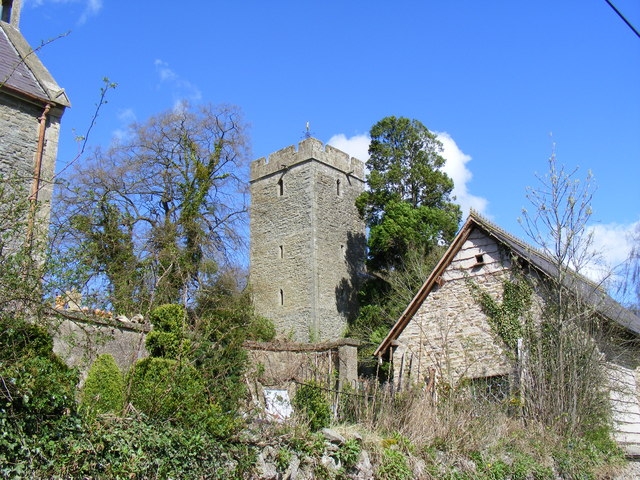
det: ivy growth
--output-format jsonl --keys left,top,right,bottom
{"left": 469, "top": 275, "right": 533, "bottom": 352}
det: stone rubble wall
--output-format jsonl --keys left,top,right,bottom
{"left": 50, "top": 312, "right": 150, "bottom": 381}
{"left": 245, "top": 339, "right": 359, "bottom": 408}
{"left": 393, "top": 229, "right": 514, "bottom": 386}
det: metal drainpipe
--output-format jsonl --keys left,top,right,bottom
{"left": 26, "top": 102, "right": 51, "bottom": 246}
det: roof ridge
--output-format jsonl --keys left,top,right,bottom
{"left": 468, "top": 208, "right": 602, "bottom": 291}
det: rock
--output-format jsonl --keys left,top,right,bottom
{"left": 256, "top": 452, "right": 278, "bottom": 480}
{"left": 322, "top": 428, "right": 346, "bottom": 445}
{"left": 353, "top": 450, "right": 374, "bottom": 480}
{"left": 321, "top": 454, "right": 340, "bottom": 472}
{"left": 352, "top": 431, "right": 363, "bottom": 442}
{"left": 115, "top": 314, "right": 129, "bottom": 323}
{"left": 324, "top": 443, "right": 340, "bottom": 452}
{"left": 130, "top": 313, "right": 144, "bottom": 323}
{"left": 283, "top": 454, "right": 300, "bottom": 480}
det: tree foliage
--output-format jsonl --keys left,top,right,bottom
{"left": 351, "top": 117, "right": 460, "bottom": 365}
{"left": 356, "top": 116, "right": 461, "bottom": 271}
{"left": 54, "top": 103, "right": 250, "bottom": 312}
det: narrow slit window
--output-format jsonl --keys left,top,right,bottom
{"left": 278, "top": 178, "right": 284, "bottom": 196}
{"left": 336, "top": 179, "right": 341, "bottom": 196}
{"left": 279, "top": 289, "right": 284, "bottom": 306}
{"left": 279, "top": 245, "right": 284, "bottom": 259}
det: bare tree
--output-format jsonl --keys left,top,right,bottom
{"left": 53, "top": 103, "right": 250, "bottom": 313}
{"left": 518, "top": 149, "right": 611, "bottom": 435}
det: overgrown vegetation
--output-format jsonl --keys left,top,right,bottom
{"left": 349, "top": 116, "right": 461, "bottom": 370}
{"left": 80, "top": 353, "right": 124, "bottom": 415}
{"left": 470, "top": 275, "right": 532, "bottom": 352}
{"left": 0, "top": 106, "right": 634, "bottom": 478}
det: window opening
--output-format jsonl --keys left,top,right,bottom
{"left": 1, "top": 1, "right": 12, "bottom": 23}
{"left": 280, "top": 289, "right": 284, "bottom": 306}
{"left": 474, "top": 254, "right": 485, "bottom": 266}
{"left": 279, "top": 245, "right": 284, "bottom": 259}
{"left": 278, "top": 178, "right": 284, "bottom": 196}
{"left": 336, "top": 179, "right": 341, "bottom": 196}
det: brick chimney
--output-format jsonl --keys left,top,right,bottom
{"left": 1, "top": 0, "right": 22, "bottom": 29}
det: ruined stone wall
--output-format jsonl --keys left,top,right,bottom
{"left": 0, "top": 92, "right": 62, "bottom": 231}
{"left": 51, "top": 313, "right": 150, "bottom": 381}
{"left": 250, "top": 138, "right": 365, "bottom": 342}
{"left": 245, "top": 339, "right": 359, "bottom": 408}
{"left": 393, "top": 228, "right": 515, "bottom": 386}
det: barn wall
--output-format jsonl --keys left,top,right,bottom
{"left": 393, "top": 228, "right": 515, "bottom": 386}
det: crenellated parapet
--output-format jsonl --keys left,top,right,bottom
{"left": 250, "top": 137, "right": 365, "bottom": 182}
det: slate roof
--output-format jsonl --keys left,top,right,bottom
{"left": 0, "top": 21, "right": 69, "bottom": 107}
{"left": 375, "top": 210, "right": 640, "bottom": 356}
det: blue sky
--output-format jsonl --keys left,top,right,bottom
{"left": 19, "top": 0, "right": 640, "bottom": 280}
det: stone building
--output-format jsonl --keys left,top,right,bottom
{"left": 376, "top": 211, "right": 640, "bottom": 456}
{"left": 250, "top": 137, "right": 366, "bottom": 342}
{"left": 0, "top": 0, "right": 69, "bottom": 242}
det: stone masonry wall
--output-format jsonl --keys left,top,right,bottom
{"left": 51, "top": 313, "right": 150, "bottom": 381}
{"left": 393, "top": 228, "right": 515, "bottom": 386}
{"left": 250, "top": 138, "right": 365, "bottom": 342}
{"left": 245, "top": 339, "right": 359, "bottom": 410}
{"left": 0, "top": 92, "right": 62, "bottom": 233}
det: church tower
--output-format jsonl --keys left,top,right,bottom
{"left": 250, "top": 138, "right": 366, "bottom": 342}
{"left": 0, "top": 0, "right": 70, "bottom": 244}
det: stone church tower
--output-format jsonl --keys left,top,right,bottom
{"left": 0, "top": 0, "right": 70, "bottom": 243}
{"left": 250, "top": 138, "right": 366, "bottom": 342}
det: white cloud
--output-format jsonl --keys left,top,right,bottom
{"left": 583, "top": 220, "right": 640, "bottom": 285}
{"left": 327, "top": 132, "right": 489, "bottom": 217}
{"left": 154, "top": 59, "right": 202, "bottom": 105}
{"left": 28, "top": 0, "right": 102, "bottom": 24}
{"left": 327, "top": 134, "right": 370, "bottom": 162}
{"left": 436, "top": 132, "right": 488, "bottom": 217}
{"left": 112, "top": 107, "right": 136, "bottom": 141}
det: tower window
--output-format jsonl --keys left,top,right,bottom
{"left": 278, "top": 178, "right": 284, "bottom": 196}
{"left": 336, "top": 179, "right": 341, "bottom": 196}
{"left": 280, "top": 289, "right": 284, "bottom": 306}
{"left": 279, "top": 245, "right": 284, "bottom": 259}
{"left": 1, "top": 1, "right": 12, "bottom": 23}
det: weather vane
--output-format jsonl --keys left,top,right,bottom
{"left": 302, "top": 121, "right": 314, "bottom": 139}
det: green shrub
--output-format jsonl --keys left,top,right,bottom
{"left": 247, "top": 314, "right": 276, "bottom": 341}
{"left": 126, "top": 357, "right": 235, "bottom": 436}
{"left": 336, "top": 438, "right": 361, "bottom": 470}
{"left": 146, "top": 304, "right": 191, "bottom": 358}
{"left": 149, "top": 304, "right": 186, "bottom": 332}
{"left": 145, "top": 329, "right": 191, "bottom": 358}
{"left": 3, "top": 355, "right": 77, "bottom": 417}
{"left": 0, "top": 318, "right": 53, "bottom": 361}
{"left": 292, "top": 381, "right": 331, "bottom": 431}
{"left": 81, "top": 354, "right": 124, "bottom": 415}
{"left": 127, "top": 357, "right": 204, "bottom": 421}
{"left": 376, "top": 448, "right": 412, "bottom": 480}
{"left": 1, "top": 414, "right": 255, "bottom": 479}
